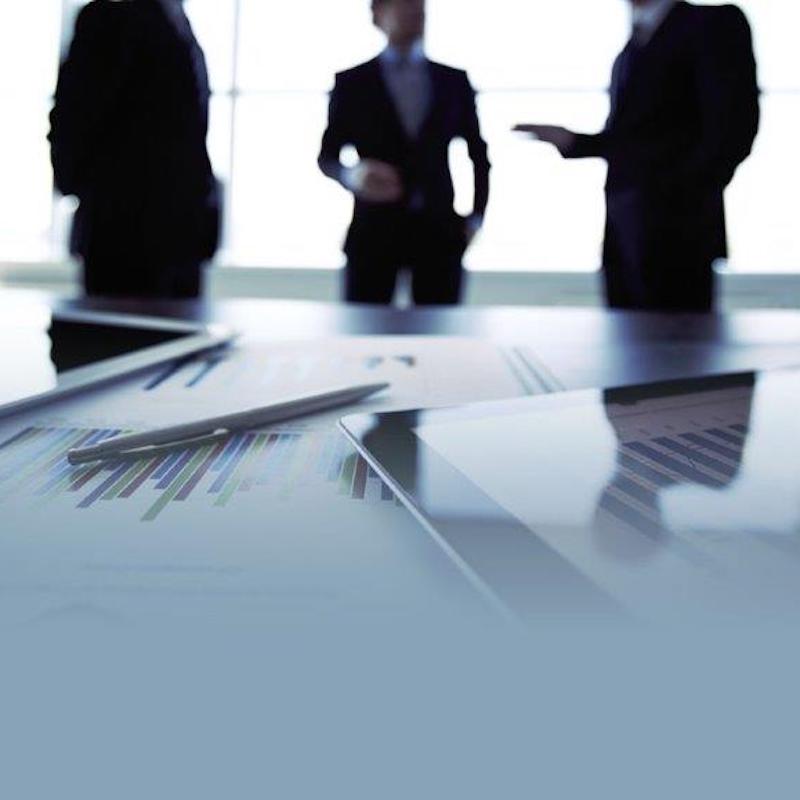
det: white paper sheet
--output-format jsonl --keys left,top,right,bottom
{"left": 0, "top": 337, "right": 527, "bottom": 629}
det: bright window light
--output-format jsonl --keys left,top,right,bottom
{"left": 2, "top": 0, "right": 799, "bottom": 272}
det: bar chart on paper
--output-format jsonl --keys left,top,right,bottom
{"left": 0, "top": 425, "right": 397, "bottom": 524}
{"left": 0, "top": 336, "right": 531, "bottom": 630}
{"left": 0, "top": 337, "right": 526, "bottom": 530}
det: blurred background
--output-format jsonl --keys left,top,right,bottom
{"left": 1, "top": 0, "right": 798, "bottom": 303}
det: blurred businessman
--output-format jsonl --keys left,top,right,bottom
{"left": 49, "top": 0, "right": 220, "bottom": 299}
{"left": 515, "top": 1, "right": 760, "bottom": 312}
{"left": 319, "top": 0, "right": 490, "bottom": 305}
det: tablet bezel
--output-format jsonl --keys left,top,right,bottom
{"left": 0, "top": 308, "right": 235, "bottom": 419}
{"left": 339, "top": 398, "right": 625, "bottom": 623}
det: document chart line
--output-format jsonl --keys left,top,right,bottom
{"left": 0, "top": 426, "right": 398, "bottom": 523}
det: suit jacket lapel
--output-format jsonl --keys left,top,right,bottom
{"left": 366, "top": 58, "right": 412, "bottom": 146}
{"left": 416, "top": 62, "right": 442, "bottom": 144}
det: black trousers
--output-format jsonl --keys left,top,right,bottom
{"left": 344, "top": 212, "right": 467, "bottom": 306}
{"left": 603, "top": 190, "right": 719, "bottom": 313}
{"left": 82, "top": 257, "right": 203, "bottom": 299}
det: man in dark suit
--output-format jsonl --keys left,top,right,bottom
{"left": 318, "top": 0, "right": 490, "bottom": 305}
{"left": 515, "top": 0, "right": 760, "bottom": 312}
{"left": 49, "top": 0, "right": 220, "bottom": 299}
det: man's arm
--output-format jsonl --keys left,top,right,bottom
{"left": 460, "top": 73, "right": 491, "bottom": 229}
{"left": 669, "top": 5, "right": 760, "bottom": 188}
{"left": 318, "top": 75, "right": 352, "bottom": 187}
{"left": 318, "top": 74, "right": 403, "bottom": 203}
{"left": 539, "top": 7, "right": 760, "bottom": 189}
{"left": 48, "top": 3, "right": 133, "bottom": 197}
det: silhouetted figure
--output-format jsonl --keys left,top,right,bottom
{"left": 319, "top": 0, "right": 490, "bottom": 305}
{"left": 516, "top": 1, "right": 759, "bottom": 312}
{"left": 49, "top": 0, "right": 220, "bottom": 299}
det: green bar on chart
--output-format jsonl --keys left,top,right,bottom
{"left": 141, "top": 447, "right": 211, "bottom": 522}
{"left": 215, "top": 432, "right": 269, "bottom": 508}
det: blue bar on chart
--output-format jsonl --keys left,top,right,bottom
{"left": 0, "top": 425, "right": 398, "bottom": 523}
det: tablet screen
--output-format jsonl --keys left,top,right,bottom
{"left": 1, "top": 309, "right": 199, "bottom": 409}
{"left": 46, "top": 317, "right": 191, "bottom": 372}
{"left": 343, "top": 369, "right": 800, "bottom": 621}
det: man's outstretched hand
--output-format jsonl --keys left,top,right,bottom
{"left": 346, "top": 159, "right": 404, "bottom": 203}
{"left": 513, "top": 124, "right": 576, "bottom": 156}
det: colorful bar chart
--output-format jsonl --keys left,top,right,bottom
{"left": 0, "top": 425, "right": 396, "bottom": 523}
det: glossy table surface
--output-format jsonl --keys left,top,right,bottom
{"left": 0, "top": 297, "right": 794, "bottom": 800}
{"left": 52, "top": 290, "right": 800, "bottom": 391}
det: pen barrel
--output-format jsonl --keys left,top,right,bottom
{"left": 66, "top": 382, "right": 389, "bottom": 465}
{"left": 67, "top": 429, "right": 231, "bottom": 465}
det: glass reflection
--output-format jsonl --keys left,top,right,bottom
{"left": 1, "top": 310, "right": 59, "bottom": 405}
{"left": 661, "top": 372, "right": 800, "bottom": 537}
{"left": 0, "top": 311, "right": 192, "bottom": 409}
{"left": 593, "top": 378, "right": 754, "bottom": 564}
{"left": 362, "top": 411, "right": 421, "bottom": 498}
{"left": 354, "top": 368, "right": 800, "bottom": 621}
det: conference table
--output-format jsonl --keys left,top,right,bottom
{"left": 62, "top": 290, "right": 800, "bottom": 391}
{"left": 6, "top": 287, "right": 800, "bottom": 628}
{"left": 5, "top": 287, "right": 800, "bottom": 794}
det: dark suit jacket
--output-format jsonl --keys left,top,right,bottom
{"left": 318, "top": 57, "right": 490, "bottom": 257}
{"left": 49, "top": 0, "right": 220, "bottom": 273}
{"left": 567, "top": 1, "right": 759, "bottom": 262}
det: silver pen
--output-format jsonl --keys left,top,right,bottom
{"left": 67, "top": 382, "right": 390, "bottom": 465}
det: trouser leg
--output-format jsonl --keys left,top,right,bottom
{"left": 408, "top": 214, "right": 467, "bottom": 306}
{"left": 82, "top": 256, "right": 202, "bottom": 300}
{"left": 343, "top": 257, "right": 400, "bottom": 305}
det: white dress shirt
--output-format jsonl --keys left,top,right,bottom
{"left": 379, "top": 40, "right": 432, "bottom": 140}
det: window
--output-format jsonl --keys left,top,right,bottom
{"left": 4, "top": 0, "right": 800, "bottom": 272}
{"left": 0, "top": 1, "right": 62, "bottom": 261}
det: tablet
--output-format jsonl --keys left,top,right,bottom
{"left": 0, "top": 307, "right": 234, "bottom": 417}
{"left": 340, "top": 367, "right": 800, "bottom": 623}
